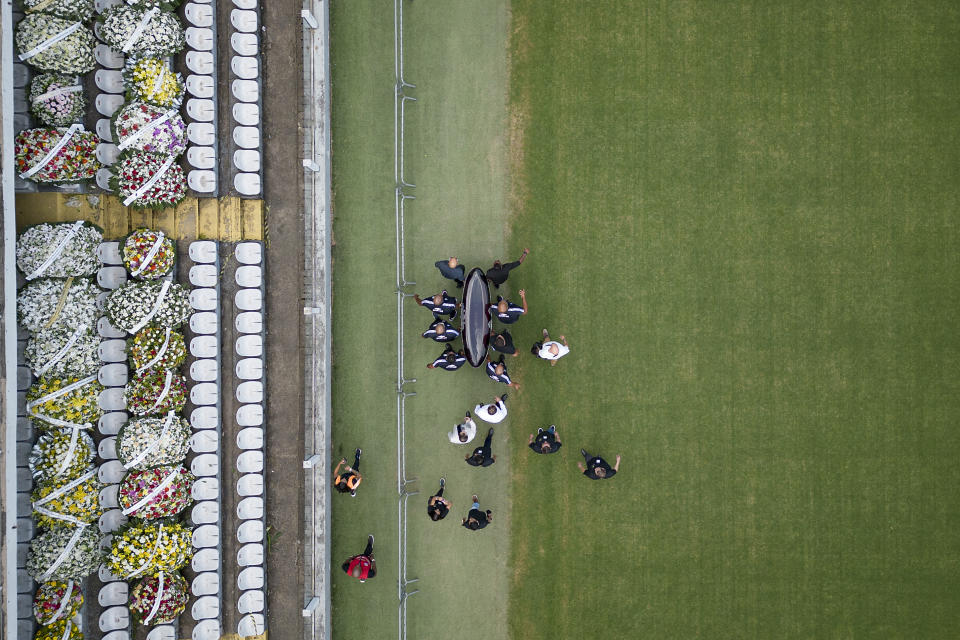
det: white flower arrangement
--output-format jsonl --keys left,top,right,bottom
{"left": 17, "top": 278, "right": 102, "bottom": 333}
{"left": 116, "top": 416, "right": 191, "bottom": 469}
{"left": 27, "top": 525, "right": 103, "bottom": 581}
{"left": 125, "top": 0, "right": 183, "bottom": 11}
{"left": 29, "top": 428, "right": 96, "bottom": 482}
{"left": 105, "top": 280, "right": 191, "bottom": 334}
{"left": 17, "top": 222, "right": 102, "bottom": 279}
{"left": 15, "top": 14, "right": 95, "bottom": 74}
{"left": 112, "top": 101, "right": 187, "bottom": 157}
{"left": 100, "top": 6, "right": 185, "bottom": 58}
{"left": 23, "top": 0, "right": 94, "bottom": 22}
{"left": 29, "top": 74, "right": 87, "bottom": 127}
{"left": 25, "top": 326, "right": 101, "bottom": 379}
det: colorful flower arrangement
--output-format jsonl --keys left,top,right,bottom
{"left": 100, "top": 6, "right": 185, "bottom": 58}
{"left": 24, "top": 0, "right": 94, "bottom": 22}
{"left": 110, "top": 151, "right": 187, "bottom": 209}
{"left": 122, "top": 228, "right": 176, "bottom": 279}
{"left": 130, "top": 571, "right": 189, "bottom": 625}
{"left": 26, "top": 376, "right": 104, "bottom": 430}
{"left": 29, "top": 429, "right": 96, "bottom": 482}
{"left": 118, "top": 466, "right": 194, "bottom": 520}
{"left": 33, "top": 580, "right": 84, "bottom": 626}
{"left": 123, "top": 370, "right": 187, "bottom": 416}
{"left": 33, "top": 620, "right": 84, "bottom": 640}
{"left": 27, "top": 525, "right": 102, "bottom": 581}
{"left": 107, "top": 521, "right": 193, "bottom": 578}
{"left": 29, "top": 74, "right": 86, "bottom": 127}
{"left": 112, "top": 101, "right": 187, "bottom": 157}
{"left": 26, "top": 326, "right": 101, "bottom": 379}
{"left": 15, "top": 14, "right": 95, "bottom": 74}
{"left": 31, "top": 473, "right": 103, "bottom": 529}
{"left": 14, "top": 127, "right": 100, "bottom": 184}
{"left": 123, "top": 57, "right": 184, "bottom": 108}
{"left": 116, "top": 415, "right": 192, "bottom": 469}
{"left": 129, "top": 328, "right": 186, "bottom": 373}
{"left": 16, "top": 222, "right": 103, "bottom": 279}
{"left": 105, "top": 280, "right": 191, "bottom": 333}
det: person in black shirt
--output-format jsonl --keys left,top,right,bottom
{"left": 528, "top": 425, "right": 562, "bottom": 454}
{"left": 421, "top": 318, "right": 460, "bottom": 342}
{"left": 461, "top": 495, "right": 493, "bottom": 530}
{"left": 485, "top": 355, "right": 520, "bottom": 390}
{"left": 427, "top": 477, "right": 451, "bottom": 521}
{"left": 485, "top": 248, "right": 529, "bottom": 288}
{"left": 578, "top": 449, "right": 621, "bottom": 479}
{"left": 414, "top": 290, "right": 458, "bottom": 319}
{"left": 465, "top": 428, "right": 496, "bottom": 467}
{"left": 490, "top": 290, "right": 527, "bottom": 324}
{"left": 435, "top": 257, "right": 465, "bottom": 288}
{"left": 490, "top": 329, "right": 517, "bottom": 357}
{"left": 427, "top": 344, "right": 467, "bottom": 370}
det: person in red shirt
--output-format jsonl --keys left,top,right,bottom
{"left": 342, "top": 535, "right": 377, "bottom": 582}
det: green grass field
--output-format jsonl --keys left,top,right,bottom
{"left": 330, "top": 1, "right": 960, "bottom": 638}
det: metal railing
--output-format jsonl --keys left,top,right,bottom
{"left": 394, "top": 1, "right": 419, "bottom": 639}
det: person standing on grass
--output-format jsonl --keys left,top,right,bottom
{"left": 342, "top": 535, "right": 377, "bottom": 582}
{"left": 333, "top": 449, "right": 363, "bottom": 497}
{"left": 528, "top": 425, "right": 562, "bottom": 454}
{"left": 531, "top": 329, "right": 570, "bottom": 365}
{"left": 486, "top": 248, "right": 530, "bottom": 289}
{"left": 578, "top": 449, "right": 621, "bottom": 479}
{"left": 474, "top": 394, "right": 508, "bottom": 423}
{"left": 485, "top": 355, "right": 520, "bottom": 391}
{"left": 490, "top": 290, "right": 528, "bottom": 324}
{"left": 414, "top": 290, "right": 459, "bottom": 319}
{"left": 422, "top": 318, "right": 460, "bottom": 342}
{"left": 428, "top": 344, "right": 467, "bottom": 371}
{"left": 427, "top": 478, "right": 452, "bottom": 521}
{"left": 466, "top": 428, "right": 496, "bottom": 467}
{"left": 435, "top": 256, "right": 466, "bottom": 288}
{"left": 490, "top": 329, "right": 518, "bottom": 357}
{"left": 448, "top": 412, "right": 477, "bottom": 445}
{"left": 461, "top": 495, "right": 493, "bottom": 530}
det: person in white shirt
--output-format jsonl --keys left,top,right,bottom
{"left": 474, "top": 395, "right": 508, "bottom": 423}
{"left": 448, "top": 412, "right": 477, "bottom": 444}
{"left": 532, "top": 329, "right": 569, "bottom": 366}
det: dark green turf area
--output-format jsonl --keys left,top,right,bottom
{"left": 506, "top": 1, "right": 960, "bottom": 638}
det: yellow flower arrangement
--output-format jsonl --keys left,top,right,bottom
{"left": 123, "top": 58, "right": 184, "bottom": 107}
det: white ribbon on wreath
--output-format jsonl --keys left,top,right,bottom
{"left": 19, "top": 124, "right": 83, "bottom": 180}
{"left": 36, "top": 322, "right": 88, "bottom": 376}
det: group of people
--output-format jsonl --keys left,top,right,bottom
{"left": 339, "top": 249, "right": 620, "bottom": 580}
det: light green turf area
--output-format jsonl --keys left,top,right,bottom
{"left": 505, "top": 1, "right": 960, "bottom": 638}
{"left": 332, "top": 1, "right": 960, "bottom": 639}
{"left": 329, "top": 1, "right": 512, "bottom": 639}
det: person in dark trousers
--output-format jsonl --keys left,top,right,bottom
{"left": 578, "top": 449, "right": 621, "bottom": 479}
{"left": 485, "top": 355, "right": 520, "bottom": 390}
{"left": 427, "top": 477, "right": 452, "bottom": 521}
{"left": 342, "top": 535, "right": 377, "bottom": 582}
{"left": 528, "top": 425, "right": 562, "bottom": 454}
{"left": 461, "top": 495, "right": 493, "bottom": 530}
{"left": 427, "top": 344, "right": 467, "bottom": 370}
{"left": 486, "top": 248, "right": 529, "bottom": 288}
{"left": 490, "top": 290, "right": 527, "bottom": 324}
{"left": 490, "top": 329, "right": 518, "bottom": 357}
{"left": 414, "top": 291, "right": 458, "bottom": 319}
{"left": 333, "top": 448, "right": 363, "bottom": 496}
{"left": 421, "top": 318, "right": 460, "bottom": 342}
{"left": 435, "top": 256, "right": 466, "bottom": 288}
{"left": 466, "top": 428, "right": 496, "bottom": 467}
